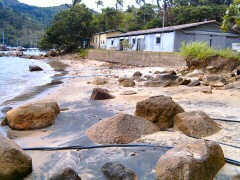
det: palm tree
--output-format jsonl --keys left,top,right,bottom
{"left": 136, "top": 0, "right": 142, "bottom": 7}
{"left": 65, "top": 0, "right": 82, "bottom": 8}
{"left": 96, "top": 0, "right": 104, "bottom": 10}
{"left": 72, "top": 0, "right": 82, "bottom": 6}
{"left": 115, "top": 0, "right": 124, "bottom": 10}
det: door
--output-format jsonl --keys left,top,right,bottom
{"left": 137, "top": 38, "right": 145, "bottom": 51}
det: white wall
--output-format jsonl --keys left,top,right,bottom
{"left": 106, "top": 31, "right": 175, "bottom": 52}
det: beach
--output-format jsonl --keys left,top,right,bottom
{"left": 1, "top": 54, "right": 240, "bottom": 179}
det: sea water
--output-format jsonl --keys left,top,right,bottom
{"left": 0, "top": 55, "right": 55, "bottom": 117}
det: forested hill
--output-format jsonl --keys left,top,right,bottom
{"left": 0, "top": 0, "right": 68, "bottom": 47}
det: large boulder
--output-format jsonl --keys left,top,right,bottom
{"left": 118, "top": 78, "right": 135, "bottom": 87}
{"left": 86, "top": 113, "right": 159, "bottom": 144}
{"left": 90, "top": 88, "right": 115, "bottom": 100}
{"left": 135, "top": 96, "right": 184, "bottom": 129}
{"left": 174, "top": 111, "right": 221, "bottom": 137}
{"left": 0, "top": 132, "right": 32, "bottom": 179}
{"left": 6, "top": 99, "right": 60, "bottom": 130}
{"left": 156, "top": 139, "right": 225, "bottom": 180}
{"left": 102, "top": 162, "right": 138, "bottom": 180}
{"left": 49, "top": 168, "right": 81, "bottom": 180}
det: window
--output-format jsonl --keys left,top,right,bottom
{"left": 133, "top": 38, "right": 136, "bottom": 44}
{"left": 156, "top": 34, "right": 161, "bottom": 44}
{"left": 111, "top": 39, "right": 114, "bottom": 45}
{"left": 103, "top": 40, "right": 105, "bottom": 44}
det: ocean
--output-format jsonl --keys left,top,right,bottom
{"left": 0, "top": 53, "right": 56, "bottom": 118}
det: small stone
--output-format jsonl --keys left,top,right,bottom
{"left": 49, "top": 167, "right": 81, "bottom": 180}
{"left": 102, "top": 162, "right": 138, "bottom": 180}
{"left": 188, "top": 80, "right": 201, "bottom": 87}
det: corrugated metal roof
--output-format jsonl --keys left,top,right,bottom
{"left": 94, "top": 29, "right": 125, "bottom": 35}
{"left": 108, "top": 20, "right": 219, "bottom": 38}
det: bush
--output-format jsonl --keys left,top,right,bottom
{"left": 79, "top": 49, "right": 89, "bottom": 58}
{"left": 180, "top": 42, "right": 215, "bottom": 60}
{"left": 180, "top": 41, "right": 240, "bottom": 60}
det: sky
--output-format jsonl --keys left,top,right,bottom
{"left": 18, "top": 0, "right": 156, "bottom": 12}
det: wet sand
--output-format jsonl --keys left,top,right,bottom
{"left": 1, "top": 54, "right": 240, "bottom": 179}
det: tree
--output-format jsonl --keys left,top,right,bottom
{"left": 101, "top": 7, "right": 123, "bottom": 29}
{"left": 39, "top": 4, "right": 93, "bottom": 52}
{"left": 221, "top": 0, "right": 240, "bottom": 31}
{"left": 96, "top": 0, "right": 104, "bottom": 11}
{"left": 116, "top": 0, "right": 124, "bottom": 10}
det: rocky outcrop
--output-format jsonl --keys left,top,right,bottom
{"left": 49, "top": 168, "right": 81, "bottom": 180}
{"left": 0, "top": 132, "right": 32, "bottom": 179}
{"left": 90, "top": 88, "right": 115, "bottom": 100}
{"left": 188, "top": 80, "right": 201, "bottom": 86}
{"left": 143, "top": 81, "right": 163, "bottom": 87}
{"left": 174, "top": 111, "right": 221, "bottom": 137}
{"left": 47, "top": 50, "right": 58, "bottom": 57}
{"left": 6, "top": 99, "right": 60, "bottom": 130}
{"left": 202, "top": 75, "right": 228, "bottom": 87}
{"left": 0, "top": 44, "right": 8, "bottom": 51}
{"left": 0, "top": 52, "right": 6, "bottom": 57}
{"left": 86, "top": 113, "right": 159, "bottom": 144}
{"left": 135, "top": 95, "right": 184, "bottom": 129}
{"left": 156, "top": 74, "right": 178, "bottom": 82}
{"left": 102, "top": 162, "right": 137, "bottom": 180}
{"left": 16, "top": 51, "right": 23, "bottom": 57}
{"left": 156, "top": 139, "right": 225, "bottom": 180}
{"left": 29, "top": 65, "right": 43, "bottom": 71}
{"left": 186, "top": 56, "right": 240, "bottom": 73}
{"left": 118, "top": 78, "right": 135, "bottom": 87}
{"left": 175, "top": 77, "right": 191, "bottom": 85}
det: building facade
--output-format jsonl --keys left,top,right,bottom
{"left": 91, "top": 30, "right": 124, "bottom": 49}
{"left": 106, "top": 20, "right": 240, "bottom": 52}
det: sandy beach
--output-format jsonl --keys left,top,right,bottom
{"left": 1, "top": 54, "right": 240, "bottom": 179}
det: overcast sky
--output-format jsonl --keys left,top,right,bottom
{"left": 18, "top": 0, "right": 156, "bottom": 12}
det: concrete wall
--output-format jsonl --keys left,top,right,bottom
{"left": 88, "top": 50, "right": 185, "bottom": 67}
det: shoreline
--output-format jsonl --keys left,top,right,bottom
{"left": 1, "top": 54, "right": 240, "bottom": 179}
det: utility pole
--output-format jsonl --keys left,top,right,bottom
{"left": 2, "top": 31, "right": 4, "bottom": 44}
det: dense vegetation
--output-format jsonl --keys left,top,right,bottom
{"left": 39, "top": 4, "right": 94, "bottom": 52}
{"left": 39, "top": 0, "right": 234, "bottom": 52}
{"left": 181, "top": 42, "right": 240, "bottom": 60}
{"left": 1, "top": 0, "right": 238, "bottom": 51}
{"left": 0, "top": 0, "right": 67, "bottom": 47}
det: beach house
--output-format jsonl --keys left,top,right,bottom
{"left": 106, "top": 20, "right": 240, "bottom": 52}
{"left": 91, "top": 30, "right": 124, "bottom": 49}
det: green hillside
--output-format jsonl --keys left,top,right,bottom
{"left": 0, "top": 0, "right": 67, "bottom": 47}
